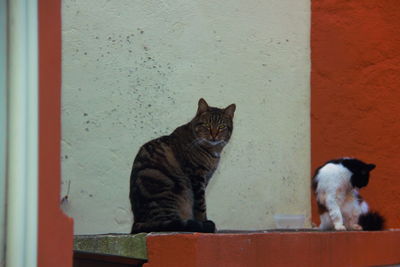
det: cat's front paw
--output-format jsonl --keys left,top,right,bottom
{"left": 350, "top": 224, "right": 362, "bottom": 231}
{"left": 186, "top": 220, "right": 216, "bottom": 233}
{"left": 334, "top": 224, "right": 346, "bottom": 231}
{"left": 186, "top": 220, "right": 204, "bottom": 232}
{"left": 202, "top": 220, "right": 216, "bottom": 233}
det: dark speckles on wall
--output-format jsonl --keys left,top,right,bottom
{"left": 86, "top": 27, "right": 178, "bottom": 121}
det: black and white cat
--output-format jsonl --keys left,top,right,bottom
{"left": 312, "top": 158, "right": 384, "bottom": 231}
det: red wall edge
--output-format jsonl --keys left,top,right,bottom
{"left": 38, "top": 0, "right": 74, "bottom": 266}
{"left": 311, "top": 1, "right": 400, "bottom": 227}
{"left": 145, "top": 232, "right": 400, "bottom": 267}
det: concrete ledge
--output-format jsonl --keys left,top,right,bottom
{"left": 74, "top": 233, "right": 148, "bottom": 260}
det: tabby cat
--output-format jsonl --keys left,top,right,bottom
{"left": 129, "top": 98, "right": 236, "bottom": 233}
{"left": 313, "top": 158, "right": 384, "bottom": 231}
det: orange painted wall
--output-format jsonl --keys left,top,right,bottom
{"left": 38, "top": 0, "right": 74, "bottom": 266}
{"left": 145, "top": 232, "right": 400, "bottom": 267}
{"left": 311, "top": 0, "right": 400, "bottom": 227}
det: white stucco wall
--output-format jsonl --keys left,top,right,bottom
{"left": 61, "top": 0, "right": 310, "bottom": 234}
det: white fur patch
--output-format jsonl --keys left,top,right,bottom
{"left": 315, "top": 163, "right": 353, "bottom": 205}
{"left": 360, "top": 201, "right": 369, "bottom": 214}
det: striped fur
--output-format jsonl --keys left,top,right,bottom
{"left": 129, "top": 98, "right": 235, "bottom": 233}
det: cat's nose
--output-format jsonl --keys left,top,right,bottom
{"left": 210, "top": 129, "right": 218, "bottom": 140}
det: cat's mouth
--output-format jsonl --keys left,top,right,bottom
{"left": 205, "top": 139, "right": 225, "bottom": 146}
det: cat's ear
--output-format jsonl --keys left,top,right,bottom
{"left": 224, "top": 103, "right": 236, "bottom": 118}
{"left": 197, "top": 98, "right": 209, "bottom": 115}
{"left": 367, "top": 164, "right": 376, "bottom": 171}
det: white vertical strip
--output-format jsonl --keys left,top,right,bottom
{"left": 26, "top": 0, "right": 38, "bottom": 265}
{"left": 6, "top": 0, "right": 28, "bottom": 265}
{"left": 6, "top": 0, "right": 38, "bottom": 266}
{"left": 0, "top": 0, "right": 7, "bottom": 265}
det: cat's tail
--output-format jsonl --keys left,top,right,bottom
{"left": 358, "top": 211, "right": 385, "bottom": 231}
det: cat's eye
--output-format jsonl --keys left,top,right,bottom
{"left": 219, "top": 125, "right": 226, "bottom": 130}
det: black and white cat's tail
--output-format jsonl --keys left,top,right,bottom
{"left": 358, "top": 211, "right": 385, "bottom": 231}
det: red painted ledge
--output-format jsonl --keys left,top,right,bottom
{"left": 145, "top": 230, "right": 400, "bottom": 267}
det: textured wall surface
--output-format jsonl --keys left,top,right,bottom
{"left": 62, "top": 0, "right": 310, "bottom": 234}
{"left": 311, "top": 0, "right": 400, "bottom": 227}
